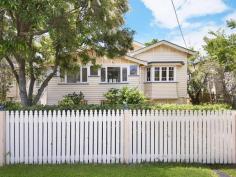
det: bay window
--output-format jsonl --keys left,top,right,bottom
{"left": 146, "top": 66, "right": 175, "bottom": 82}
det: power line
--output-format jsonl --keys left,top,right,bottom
{"left": 170, "top": 0, "right": 187, "bottom": 48}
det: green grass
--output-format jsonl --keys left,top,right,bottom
{"left": 0, "top": 163, "right": 219, "bottom": 177}
{"left": 218, "top": 165, "right": 236, "bottom": 177}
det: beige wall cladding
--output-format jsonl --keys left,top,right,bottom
{"left": 134, "top": 45, "right": 187, "bottom": 63}
{"left": 47, "top": 75, "right": 143, "bottom": 105}
{"left": 144, "top": 83, "right": 178, "bottom": 99}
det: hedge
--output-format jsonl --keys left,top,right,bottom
{"left": 0, "top": 101, "right": 232, "bottom": 111}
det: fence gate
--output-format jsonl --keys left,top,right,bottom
{"left": 4, "top": 110, "right": 236, "bottom": 164}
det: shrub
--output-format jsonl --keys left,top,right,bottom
{"left": 104, "top": 87, "right": 146, "bottom": 105}
{"left": 58, "top": 92, "right": 84, "bottom": 108}
{"left": 103, "top": 88, "right": 120, "bottom": 105}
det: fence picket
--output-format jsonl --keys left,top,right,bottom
{"left": 6, "top": 112, "right": 10, "bottom": 164}
{"left": 94, "top": 110, "right": 98, "bottom": 163}
{"left": 75, "top": 111, "right": 80, "bottom": 163}
{"left": 33, "top": 111, "right": 38, "bottom": 164}
{"left": 19, "top": 111, "right": 24, "bottom": 163}
{"left": 5, "top": 109, "right": 236, "bottom": 165}
{"left": 150, "top": 110, "right": 155, "bottom": 162}
{"left": 38, "top": 111, "right": 43, "bottom": 164}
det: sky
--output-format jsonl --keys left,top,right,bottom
{"left": 125, "top": 0, "right": 236, "bottom": 51}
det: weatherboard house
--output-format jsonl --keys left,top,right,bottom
{"left": 8, "top": 40, "right": 195, "bottom": 105}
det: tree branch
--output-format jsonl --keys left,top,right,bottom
{"left": 5, "top": 56, "right": 19, "bottom": 84}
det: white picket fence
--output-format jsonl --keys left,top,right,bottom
{"left": 5, "top": 110, "right": 236, "bottom": 164}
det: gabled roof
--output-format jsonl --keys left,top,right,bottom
{"left": 129, "top": 40, "right": 196, "bottom": 56}
{"left": 124, "top": 55, "right": 147, "bottom": 66}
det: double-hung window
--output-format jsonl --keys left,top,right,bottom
{"left": 154, "top": 67, "right": 160, "bottom": 81}
{"left": 161, "top": 67, "right": 167, "bottom": 81}
{"left": 100, "top": 66, "right": 128, "bottom": 83}
{"left": 168, "top": 67, "right": 174, "bottom": 81}
{"left": 147, "top": 67, "right": 151, "bottom": 81}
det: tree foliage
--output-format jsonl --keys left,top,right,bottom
{"left": 0, "top": 0, "right": 134, "bottom": 106}
{"left": 203, "top": 25, "right": 236, "bottom": 103}
{"left": 144, "top": 38, "right": 158, "bottom": 46}
{"left": 0, "top": 60, "right": 14, "bottom": 101}
{"left": 187, "top": 53, "right": 216, "bottom": 104}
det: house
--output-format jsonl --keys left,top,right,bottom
{"left": 7, "top": 40, "right": 195, "bottom": 105}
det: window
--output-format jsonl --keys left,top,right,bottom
{"left": 67, "top": 70, "right": 80, "bottom": 83}
{"left": 82, "top": 68, "right": 87, "bottom": 82}
{"left": 101, "top": 66, "right": 128, "bottom": 83}
{"left": 90, "top": 66, "right": 98, "bottom": 76}
{"left": 108, "top": 67, "right": 120, "bottom": 83}
{"left": 61, "top": 67, "right": 87, "bottom": 83}
{"left": 161, "top": 67, "right": 167, "bottom": 81}
{"left": 169, "top": 67, "right": 174, "bottom": 81}
{"left": 146, "top": 66, "right": 175, "bottom": 82}
{"left": 101, "top": 68, "right": 106, "bottom": 82}
{"left": 130, "top": 65, "right": 138, "bottom": 75}
{"left": 147, "top": 67, "right": 151, "bottom": 81}
{"left": 154, "top": 67, "right": 160, "bottom": 81}
{"left": 122, "top": 67, "right": 128, "bottom": 82}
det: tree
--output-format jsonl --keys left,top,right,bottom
{"left": 144, "top": 39, "right": 158, "bottom": 46}
{"left": 0, "top": 60, "right": 14, "bottom": 101}
{"left": 227, "top": 19, "right": 236, "bottom": 29}
{"left": 204, "top": 29, "right": 236, "bottom": 103}
{"left": 187, "top": 54, "right": 215, "bottom": 104}
{"left": 0, "top": 0, "right": 134, "bottom": 106}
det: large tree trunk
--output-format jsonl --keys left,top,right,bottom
{"left": 18, "top": 63, "right": 29, "bottom": 106}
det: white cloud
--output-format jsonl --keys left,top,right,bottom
{"left": 170, "top": 22, "right": 236, "bottom": 53}
{"left": 171, "top": 23, "right": 219, "bottom": 52}
{"left": 224, "top": 11, "right": 236, "bottom": 21}
{"left": 141, "top": 0, "right": 228, "bottom": 29}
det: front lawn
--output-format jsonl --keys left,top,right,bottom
{"left": 0, "top": 163, "right": 219, "bottom": 177}
{"left": 219, "top": 165, "right": 236, "bottom": 177}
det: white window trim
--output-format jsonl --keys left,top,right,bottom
{"left": 146, "top": 66, "right": 176, "bottom": 82}
{"left": 100, "top": 64, "right": 130, "bottom": 83}
{"left": 61, "top": 66, "right": 88, "bottom": 84}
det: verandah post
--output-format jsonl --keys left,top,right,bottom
{"left": 123, "top": 109, "right": 131, "bottom": 164}
{"left": 0, "top": 111, "right": 6, "bottom": 166}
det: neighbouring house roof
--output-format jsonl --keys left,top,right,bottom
{"left": 129, "top": 40, "right": 196, "bottom": 57}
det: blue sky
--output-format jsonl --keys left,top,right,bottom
{"left": 125, "top": 0, "right": 236, "bottom": 51}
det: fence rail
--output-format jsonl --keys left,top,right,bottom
{"left": 4, "top": 110, "right": 236, "bottom": 164}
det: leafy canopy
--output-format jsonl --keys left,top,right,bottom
{"left": 144, "top": 39, "right": 158, "bottom": 46}
{"left": 0, "top": 0, "right": 134, "bottom": 105}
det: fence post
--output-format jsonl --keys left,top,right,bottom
{"left": 0, "top": 111, "right": 6, "bottom": 166}
{"left": 234, "top": 111, "right": 236, "bottom": 164}
{"left": 123, "top": 109, "right": 131, "bottom": 164}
